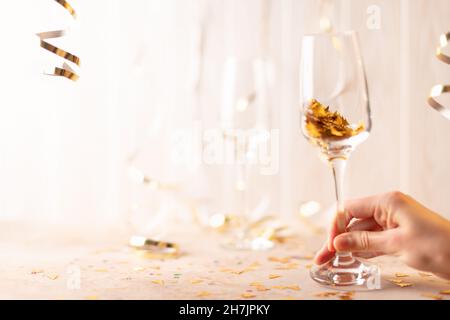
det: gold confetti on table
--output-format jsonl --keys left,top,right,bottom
{"left": 395, "top": 273, "right": 410, "bottom": 278}
{"left": 31, "top": 269, "right": 44, "bottom": 274}
{"left": 389, "top": 278, "right": 404, "bottom": 284}
{"left": 94, "top": 268, "right": 108, "bottom": 273}
{"left": 314, "top": 291, "right": 339, "bottom": 298}
{"left": 269, "top": 274, "right": 281, "bottom": 280}
{"left": 190, "top": 279, "right": 204, "bottom": 285}
{"left": 339, "top": 292, "right": 355, "bottom": 300}
{"left": 250, "top": 282, "right": 264, "bottom": 287}
{"left": 46, "top": 273, "right": 59, "bottom": 280}
{"left": 421, "top": 293, "right": 443, "bottom": 300}
{"left": 418, "top": 272, "right": 433, "bottom": 278}
{"left": 268, "top": 256, "right": 291, "bottom": 264}
{"left": 151, "top": 280, "right": 165, "bottom": 285}
{"left": 440, "top": 289, "right": 450, "bottom": 295}
{"left": 255, "top": 285, "right": 270, "bottom": 292}
{"left": 241, "top": 293, "right": 256, "bottom": 299}
{"left": 133, "top": 266, "right": 145, "bottom": 272}
{"left": 196, "top": 291, "right": 211, "bottom": 298}
{"left": 275, "top": 263, "right": 299, "bottom": 270}
{"left": 272, "top": 285, "right": 301, "bottom": 291}
{"left": 397, "top": 283, "right": 413, "bottom": 288}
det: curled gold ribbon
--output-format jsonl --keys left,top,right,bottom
{"left": 428, "top": 32, "right": 450, "bottom": 120}
{"left": 37, "top": 0, "right": 80, "bottom": 81}
{"left": 129, "top": 236, "right": 180, "bottom": 259}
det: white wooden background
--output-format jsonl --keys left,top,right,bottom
{"left": 0, "top": 0, "right": 449, "bottom": 227}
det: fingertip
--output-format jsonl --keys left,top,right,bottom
{"left": 333, "top": 233, "right": 353, "bottom": 252}
{"left": 314, "top": 244, "right": 335, "bottom": 265}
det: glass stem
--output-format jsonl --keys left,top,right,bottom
{"left": 330, "top": 158, "right": 353, "bottom": 261}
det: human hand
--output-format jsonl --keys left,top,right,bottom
{"left": 314, "top": 191, "right": 450, "bottom": 279}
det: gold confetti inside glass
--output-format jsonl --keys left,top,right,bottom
{"left": 299, "top": 31, "right": 380, "bottom": 290}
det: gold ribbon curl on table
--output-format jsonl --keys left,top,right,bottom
{"left": 36, "top": 0, "right": 80, "bottom": 81}
{"left": 428, "top": 32, "right": 450, "bottom": 120}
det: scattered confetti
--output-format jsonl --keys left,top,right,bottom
{"left": 149, "top": 266, "right": 161, "bottom": 270}
{"left": 421, "top": 293, "right": 443, "bottom": 300}
{"left": 388, "top": 279, "right": 404, "bottom": 284}
{"left": 338, "top": 292, "right": 355, "bottom": 300}
{"left": 395, "top": 273, "right": 409, "bottom": 278}
{"left": 250, "top": 282, "right": 264, "bottom": 287}
{"left": 275, "top": 263, "right": 299, "bottom": 270}
{"left": 241, "top": 293, "right": 256, "bottom": 299}
{"left": 133, "top": 267, "right": 145, "bottom": 272}
{"left": 196, "top": 291, "right": 211, "bottom": 298}
{"left": 220, "top": 262, "right": 260, "bottom": 275}
{"left": 46, "top": 273, "right": 59, "bottom": 280}
{"left": 418, "top": 272, "right": 433, "bottom": 278}
{"left": 31, "top": 269, "right": 44, "bottom": 274}
{"left": 314, "top": 291, "right": 339, "bottom": 298}
{"left": 190, "top": 279, "right": 204, "bottom": 285}
{"left": 268, "top": 256, "right": 291, "bottom": 264}
{"left": 269, "top": 274, "right": 281, "bottom": 280}
{"left": 272, "top": 285, "right": 301, "bottom": 291}
{"left": 440, "top": 289, "right": 450, "bottom": 295}
{"left": 151, "top": 280, "right": 165, "bottom": 285}
{"left": 255, "top": 285, "right": 270, "bottom": 292}
{"left": 397, "top": 283, "right": 413, "bottom": 288}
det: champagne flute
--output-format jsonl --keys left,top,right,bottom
{"left": 299, "top": 31, "right": 380, "bottom": 289}
{"left": 218, "top": 57, "right": 273, "bottom": 250}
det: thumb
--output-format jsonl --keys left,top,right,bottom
{"left": 333, "top": 229, "right": 400, "bottom": 254}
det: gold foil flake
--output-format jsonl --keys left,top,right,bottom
{"left": 196, "top": 291, "right": 211, "bottom": 298}
{"left": 339, "top": 292, "right": 355, "bottom": 300}
{"left": 395, "top": 273, "right": 410, "bottom": 278}
{"left": 314, "top": 291, "right": 339, "bottom": 298}
{"left": 151, "top": 280, "right": 165, "bottom": 285}
{"left": 46, "top": 273, "right": 59, "bottom": 280}
{"left": 241, "top": 293, "right": 256, "bottom": 299}
{"left": 275, "top": 263, "right": 299, "bottom": 270}
{"left": 269, "top": 274, "right": 281, "bottom": 280}
{"left": 421, "top": 293, "right": 443, "bottom": 300}
{"left": 268, "top": 256, "right": 291, "bottom": 264}
{"left": 255, "top": 285, "right": 270, "bottom": 292}
{"left": 37, "top": 0, "right": 80, "bottom": 81}
{"left": 418, "top": 272, "right": 433, "bottom": 278}
{"left": 190, "top": 279, "right": 204, "bottom": 285}
{"left": 304, "top": 99, "right": 364, "bottom": 140}
{"left": 250, "top": 282, "right": 264, "bottom": 287}
{"left": 133, "top": 266, "right": 145, "bottom": 272}
{"left": 388, "top": 278, "right": 413, "bottom": 287}
{"left": 31, "top": 269, "right": 44, "bottom": 275}
{"left": 397, "top": 283, "right": 413, "bottom": 288}
{"left": 272, "top": 285, "right": 301, "bottom": 291}
{"left": 440, "top": 289, "right": 450, "bottom": 295}
{"left": 221, "top": 263, "right": 259, "bottom": 275}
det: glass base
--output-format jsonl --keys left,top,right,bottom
{"left": 310, "top": 253, "right": 381, "bottom": 291}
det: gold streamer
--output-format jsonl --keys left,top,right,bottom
{"left": 428, "top": 32, "right": 450, "bottom": 119}
{"left": 37, "top": 0, "right": 80, "bottom": 81}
